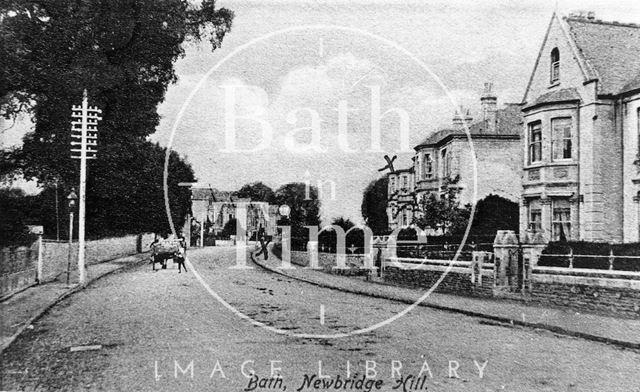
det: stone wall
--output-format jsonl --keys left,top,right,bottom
{"left": 289, "top": 250, "right": 367, "bottom": 274}
{"left": 0, "top": 242, "right": 39, "bottom": 299}
{"left": 0, "top": 233, "right": 154, "bottom": 299}
{"left": 40, "top": 233, "right": 155, "bottom": 282}
{"left": 529, "top": 268, "right": 640, "bottom": 318}
{"left": 383, "top": 259, "right": 495, "bottom": 297}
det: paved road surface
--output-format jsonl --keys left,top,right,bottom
{"left": 2, "top": 247, "right": 639, "bottom": 391}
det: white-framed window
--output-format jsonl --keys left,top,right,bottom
{"left": 552, "top": 199, "right": 571, "bottom": 241}
{"left": 402, "top": 175, "right": 408, "bottom": 189}
{"left": 528, "top": 199, "right": 542, "bottom": 232}
{"left": 390, "top": 177, "right": 395, "bottom": 193}
{"left": 423, "top": 153, "right": 433, "bottom": 179}
{"left": 528, "top": 121, "right": 542, "bottom": 164}
{"left": 550, "top": 47, "right": 560, "bottom": 83}
{"left": 552, "top": 118, "right": 572, "bottom": 160}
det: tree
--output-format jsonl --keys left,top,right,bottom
{"left": 235, "top": 182, "right": 275, "bottom": 203}
{"left": 0, "top": 1, "right": 233, "bottom": 238}
{"left": 361, "top": 176, "right": 388, "bottom": 234}
{"left": 414, "top": 176, "right": 471, "bottom": 235}
{"left": 468, "top": 194, "right": 519, "bottom": 238}
{"left": 221, "top": 218, "right": 237, "bottom": 237}
{"left": 274, "top": 183, "right": 321, "bottom": 238}
{"left": 0, "top": 188, "right": 36, "bottom": 246}
{"left": 330, "top": 216, "right": 356, "bottom": 232}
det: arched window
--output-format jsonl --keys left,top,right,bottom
{"left": 550, "top": 48, "right": 560, "bottom": 83}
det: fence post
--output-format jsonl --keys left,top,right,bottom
{"left": 568, "top": 247, "right": 574, "bottom": 269}
{"left": 609, "top": 249, "right": 615, "bottom": 271}
{"left": 36, "top": 235, "right": 43, "bottom": 284}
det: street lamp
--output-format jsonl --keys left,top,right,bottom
{"left": 66, "top": 189, "right": 77, "bottom": 285}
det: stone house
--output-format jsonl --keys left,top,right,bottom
{"left": 189, "top": 187, "right": 279, "bottom": 238}
{"left": 387, "top": 83, "right": 523, "bottom": 230}
{"left": 520, "top": 12, "right": 640, "bottom": 243}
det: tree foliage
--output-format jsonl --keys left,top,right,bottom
{"left": 361, "top": 176, "right": 388, "bottom": 234}
{"left": 0, "top": 0, "right": 233, "bottom": 238}
{"left": 468, "top": 194, "right": 519, "bottom": 237}
{"left": 274, "top": 182, "right": 321, "bottom": 238}
{"left": 234, "top": 182, "right": 275, "bottom": 203}
{"left": 0, "top": 188, "right": 37, "bottom": 246}
{"left": 330, "top": 216, "right": 356, "bottom": 232}
{"left": 414, "top": 176, "right": 471, "bottom": 235}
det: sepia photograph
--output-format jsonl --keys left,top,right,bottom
{"left": 1, "top": 0, "right": 640, "bottom": 390}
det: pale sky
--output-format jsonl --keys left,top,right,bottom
{"left": 3, "top": 0, "right": 639, "bottom": 223}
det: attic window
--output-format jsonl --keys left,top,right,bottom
{"left": 550, "top": 48, "right": 560, "bottom": 83}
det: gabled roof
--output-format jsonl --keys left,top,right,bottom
{"left": 564, "top": 17, "right": 640, "bottom": 95}
{"left": 414, "top": 103, "right": 522, "bottom": 149}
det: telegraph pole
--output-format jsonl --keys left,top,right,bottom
{"left": 71, "top": 89, "right": 101, "bottom": 285}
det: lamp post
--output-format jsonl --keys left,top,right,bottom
{"left": 66, "top": 189, "right": 77, "bottom": 285}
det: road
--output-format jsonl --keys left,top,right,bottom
{"left": 2, "top": 246, "right": 639, "bottom": 391}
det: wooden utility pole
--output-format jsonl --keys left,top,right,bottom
{"left": 71, "top": 89, "right": 101, "bottom": 285}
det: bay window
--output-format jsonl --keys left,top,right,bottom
{"left": 552, "top": 118, "right": 572, "bottom": 160}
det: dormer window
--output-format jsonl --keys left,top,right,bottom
{"left": 550, "top": 48, "right": 560, "bottom": 83}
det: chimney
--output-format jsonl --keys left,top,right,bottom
{"left": 464, "top": 109, "right": 473, "bottom": 126}
{"left": 452, "top": 108, "right": 464, "bottom": 129}
{"left": 480, "top": 82, "right": 497, "bottom": 132}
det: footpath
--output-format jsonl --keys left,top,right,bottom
{"left": 251, "top": 248, "right": 640, "bottom": 351}
{"left": 0, "top": 253, "right": 149, "bottom": 353}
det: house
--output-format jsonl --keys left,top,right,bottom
{"left": 189, "top": 187, "right": 279, "bottom": 240}
{"left": 520, "top": 12, "right": 640, "bottom": 243}
{"left": 387, "top": 83, "right": 523, "bottom": 230}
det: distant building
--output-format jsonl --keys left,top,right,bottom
{"left": 387, "top": 83, "right": 523, "bottom": 230}
{"left": 520, "top": 13, "right": 640, "bottom": 243}
{"left": 189, "top": 187, "right": 279, "bottom": 238}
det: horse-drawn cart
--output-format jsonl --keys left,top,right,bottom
{"left": 150, "top": 239, "right": 185, "bottom": 271}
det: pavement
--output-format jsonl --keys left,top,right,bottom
{"left": 0, "top": 252, "right": 150, "bottom": 353}
{"left": 250, "top": 246, "right": 640, "bottom": 351}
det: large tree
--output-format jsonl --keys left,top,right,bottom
{"left": 361, "top": 176, "right": 388, "bottom": 234}
{"left": 0, "top": 0, "right": 233, "bottom": 237}
{"left": 274, "top": 182, "right": 321, "bottom": 238}
{"left": 234, "top": 182, "right": 275, "bottom": 203}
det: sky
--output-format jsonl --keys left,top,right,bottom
{"left": 3, "top": 0, "right": 640, "bottom": 223}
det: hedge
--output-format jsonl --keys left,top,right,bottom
{"left": 538, "top": 241, "right": 640, "bottom": 271}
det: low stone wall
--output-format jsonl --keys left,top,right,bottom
{"left": 529, "top": 267, "right": 640, "bottom": 318}
{"left": 384, "top": 258, "right": 495, "bottom": 297}
{"left": 0, "top": 243, "right": 39, "bottom": 299}
{"left": 0, "top": 233, "right": 154, "bottom": 299}
{"left": 40, "top": 233, "right": 155, "bottom": 282}
{"left": 290, "top": 250, "right": 368, "bottom": 275}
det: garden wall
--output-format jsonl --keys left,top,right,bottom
{"left": 528, "top": 267, "right": 640, "bottom": 318}
{"left": 384, "top": 258, "right": 495, "bottom": 297}
{"left": 0, "top": 233, "right": 154, "bottom": 299}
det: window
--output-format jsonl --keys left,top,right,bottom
{"left": 441, "top": 149, "right": 449, "bottom": 177}
{"left": 550, "top": 48, "right": 560, "bottom": 83}
{"left": 390, "top": 178, "right": 395, "bottom": 193}
{"left": 528, "top": 122, "right": 542, "bottom": 164}
{"left": 402, "top": 176, "right": 408, "bottom": 189}
{"left": 552, "top": 118, "right": 572, "bottom": 160}
{"left": 552, "top": 199, "right": 571, "bottom": 241}
{"left": 529, "top": 200, "right": 542, "bottom": 232}
{"left": 423, "top": 154, "right": 433, "bottom": 179}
